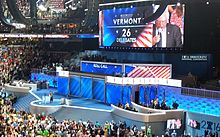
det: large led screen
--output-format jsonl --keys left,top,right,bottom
{"left": 99, "top": 4, "right": 184, "bottom": 48}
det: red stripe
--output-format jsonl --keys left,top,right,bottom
{"left": 127, "top": 67, "right": 139, "bottom": 77}
{"left": 136, "top": 68, "right": 148, "bottom": 77}
{"left": 142, "top": 67, "right": 153, "bottom": 78}
{"left": 132, "top": 42, "right": 138, "bottom": 47}
{"left": 145, "top": 72, "right": 154, "bottom": 78}
{"left": 161, "top": 70, "right": 171, "bottom": 79}
{"left": 144, "top": 25, "right": 153, "bottom": 29}
{"left": 157, "top": 67, "right": 170, "bottom": 78}
{"left": 140, "top": 34, "right": 152, "bottom": 44}
{"left": 150, "top": 66, "right": 159, "bottom": 73}
{"left": 132, "top": 68, "right": 144, "bottom": 78}
{"left": 142, "top": 71, "right": 151, "bottom": 78}
{"left": 129, "top": 67, "right": 142, "bottom": 78}
{"left": 154, "top": 67, "right": 168, "bottom": 78}
{"left": 143, "top": 30, "right": 152, "bottom": 35}
{"left": 151, "top": 66, "right": 162, "bottom": 75}
{"left": 155, "top": 67, "right": 165, "bottom": 75}
{"left": 162, "top": 70, "right": 171, "bottom": 79}
{"left": 137, "top": 37, "right": 148, "bottom": 47}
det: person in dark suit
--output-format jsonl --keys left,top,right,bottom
{"left": 152, "top": 13, "right": 182, "bottom": 48}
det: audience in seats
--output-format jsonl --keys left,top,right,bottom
{"left": 117, "top": 101, "right": 138, "bottom": 112}
{"left": 140, "top": 97, "right": 179, "bottom": 110}
{"left": 0, "top": 96, "right": 146, "bottom": 137}
{"left": 172, "top": 101, "right": 179, "bottom": 109}
{"left": 0, "top": 93, "right": 195, "bottom": 136}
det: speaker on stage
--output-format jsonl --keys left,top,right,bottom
{"left": 135, "top": 91, "right": 139, "bottom": 104}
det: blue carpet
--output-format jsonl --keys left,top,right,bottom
{"left": 33, "top": 89, "right": 112, "bottom": 110}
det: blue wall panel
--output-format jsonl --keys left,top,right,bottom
{"left": 125, "top": 65, "right": 135, "bottom": 75}
{"left": 122, "top": 86, "right": 132, "bottom": 105}
{"left": 139, "top": 86, "right": 145, "bottom": 104}
{"left": 31, "top": 73, "right": 58, "bottom": 87}
{"left": 139, "top": 85, "right": 157, "bottom": 105}
{"left": 81, "top": 77, "right": 92, "bottom": 99}
{"left": 69, "top": 76, "right": 80, "bottom": 96}
{"left": 57, "top": 77, "right": 69, "bottom": 96}
{"left": 106, "top": 84, "right": 122, "bottom": 105}
{"left": 93, "top": 79, "right": 105, "bottom": 102}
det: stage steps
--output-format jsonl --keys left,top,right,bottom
{"left": 13, "top": 94, "right": 38, "bottom": 113}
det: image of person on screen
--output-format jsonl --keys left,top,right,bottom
{"left": 169, "top": 4, "right": 184, "bottom": 33}
{"left": 169, "top": 120, "right": 177, "bottom": 129}
{"left": 152, "top": 13, "right": 182, "bottom": 48}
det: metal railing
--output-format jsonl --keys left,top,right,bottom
{"left": 31, "top": 69, "right": 57, "bottom": 76}
{"left": 181, "top": 87, "right": 220, "bottom": 100}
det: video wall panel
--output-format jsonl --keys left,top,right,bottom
{"left": 57, "top": 77, "right": 69, "bottom": 96}
{"left": 122, "top": 86, "right": 132, "bottom": 105}
{"left": 99, "top": 4, "right": 184, "bottom": 48}
{"left": 69, "top": 76, "right": 81, "bottom": 96}
{"left": 81, "top": 61, "right": 123, "bottom": 75}
{"left": 31, "top": 73, "right": 58, "bottom": 87}
{"left": 93, "top": 79, "right": 105, "bottom": 102}
{"left": 106, "top": 84, "right": 122, "bottom": 105}
{"left": 81, "top": 77, "right": 93, "bottom": 99}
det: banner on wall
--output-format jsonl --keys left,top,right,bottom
{"left": 105, "top": 76, "right": 182, "bottom": 87}
{"left": 58, "top": 70, "right": 69, "bottom": 77}
{"left": 81, "top": 61, "right": 172, "bottom": 79}
{"left": 125, "top": 64, "right": 172, "bottom": 79}
{"left": 186, "top": 112, "right": 220, "bottom": 137}
{"left": 81, "top": 61, "right": 123, "bottom": 75}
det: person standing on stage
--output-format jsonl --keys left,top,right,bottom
{"left": 49, "top": 91, "right": 53, "bottom": 103}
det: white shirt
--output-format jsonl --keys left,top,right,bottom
{"left": 156, "top": 28, "right": 167, "bottom": 47}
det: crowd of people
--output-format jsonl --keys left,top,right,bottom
{"left": 117, "top": 101, "right": 138, "bottom": 113}
{"left": 0, "top": 37, "right": 78, "bottom": 84}
{"left": 16, "top": 0, "right": 30, "bottom": 17}
{"left": 13, "top": 24, "right": 78, "bottom": 35}
{"left": 139, "top": 98, "right": 179, "bottom": 110}
{"left": 0, "top": 92, "right": 158, "bottom": 137}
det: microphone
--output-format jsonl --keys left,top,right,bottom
{"left": 157, "top": 28, "right": 162, "bottom": 35}
{"left": 156, "top": 28, "right": 162, "bottom": 47}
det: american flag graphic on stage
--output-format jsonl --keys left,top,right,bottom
{"left": 127, "top": 66, "right": 171, "bottom": 79}
{"left": 132, "top": 22, "right": 154, "bottom": 47}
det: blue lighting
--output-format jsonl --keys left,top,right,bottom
{"left": 76, "top": 34, "right": 99, "bottom": 39}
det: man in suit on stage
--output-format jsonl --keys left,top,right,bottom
{"left": 152, "top": 13, "right": 183, "bottom": 48}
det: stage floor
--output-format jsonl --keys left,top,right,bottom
{"left": 32, "top": 89, "right": 112, "bottom": 111}
{"left": 30, "top": 89, "right": 148, "bottom": 127}
{"left": 32, "top": 88, "right": 220, "bottom": 117}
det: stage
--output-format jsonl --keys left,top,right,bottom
{"left": 28, "top": 88, "right": 153, "bottom": 130}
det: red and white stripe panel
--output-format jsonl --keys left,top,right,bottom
{"left": 132, "top": 22, "right": 153, "bottom": 48}
{"left": 127, "top": 66, "right": 171, "bottom": 79}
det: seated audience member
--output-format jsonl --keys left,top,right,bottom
{"left": 117, "top": 101, "right": 123, "bottom": 108}
{"left": 125, "top": 102, "right": 130, "bottom": 110}
{"left": 161, "top": 100, "right": 167, "bottom": 110}
{"left": 153, "top": 98, "right": 160, "bottom": 109}
{"left": 172, "top": 101, "right": 179, "bottom": 109}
